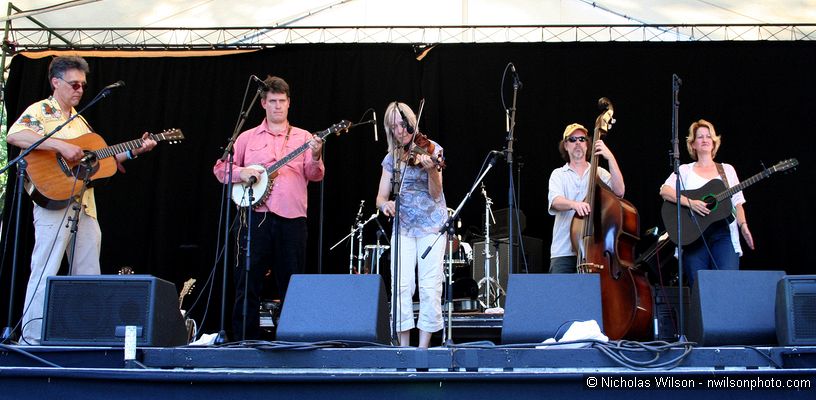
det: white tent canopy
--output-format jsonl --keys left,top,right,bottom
{"left": 8, "top": 0, "right": 816, "bottom": 29}
{"left": 3, "top": 1, "right": 815, "bottom": 48}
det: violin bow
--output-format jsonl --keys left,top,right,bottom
{"left": 407, "top": 98, "right": 426, "bottom": 154}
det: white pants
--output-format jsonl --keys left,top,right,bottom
{"left": 391, "top": 233, "right": 445, "bottom": 333}
{"left": 21, "top": 203, "right": 101, "bottom": 345}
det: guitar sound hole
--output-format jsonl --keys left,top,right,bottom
{"left": 71, "top": 162, "right": 98, "bottom": 180}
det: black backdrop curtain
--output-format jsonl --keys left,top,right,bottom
{"left": 2, "top": 42, "right": 814, "bottom": 333}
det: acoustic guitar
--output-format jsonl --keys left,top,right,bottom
{"left": 661, "top": 158, "right": 798, "bottom": 245}
{"left": 23, "top": 129, "right": 184, "bottom": 209}
{"left": 178, "top": 278, "right": 197, "bottom": 343}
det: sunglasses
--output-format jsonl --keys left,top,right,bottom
{"left": 389, "top": 121, "right": 409, "bottom": 131}
{"left": 58, "top": 77, "right": 87, "bottom": 91}
{"left": 566, "top": 136, "right": 588, "bottom": 143}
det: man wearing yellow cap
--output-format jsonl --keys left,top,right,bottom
{"left": 547, "top": 123, "right": 625, "bottom": 273}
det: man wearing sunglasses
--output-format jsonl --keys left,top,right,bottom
{"left": 546, "top": 123, "right": 625, "bottom": 273}
{"left": 6, "top": 56, "right": 156, "bottom": 345}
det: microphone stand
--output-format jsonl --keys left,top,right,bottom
{"left": 240, "top": 185, "right": 255, "bottom": 341}
{"left": 505, "top": 64, "right": 522, "bottom": 275}
{"left": 355, "top": 201, "right": 365, "bottom": 274}
{"left": 216, "top": 81, "right": 264, "bottom": 344}
{"left": 0, "top": 85, "right": 116, "bottom": 343}
{"left": 390, "top": 148, "right": 403, "bottom": 346}
{"left": 670, "top": 74, "right": 687, "bottom": 341}
{"left": 421, "top": 151, "right": 503, "bottom": 346}
{"left": 66, "top": 164, "right": 94, "bottom": 274}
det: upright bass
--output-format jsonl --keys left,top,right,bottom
{"left": 570, "top": 98, "right": 653, "bottom": 340}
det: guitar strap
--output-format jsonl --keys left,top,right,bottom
{"left": 715, "top": 163, "right": 730, "bottom": 187}
{"left": 77, "top": 114, "right": 94, "bottom": 134}
{"left": 716, "top": 162, "right": 738, "bottom": 220}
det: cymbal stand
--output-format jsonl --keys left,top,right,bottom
{"left": 329, "top": 204, "right": 379, "bottom": 274}
{"left": 477, "top": 184, "right": 503, "bottom": 309}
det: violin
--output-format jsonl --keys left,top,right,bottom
{"left": 403, "top": 132, "right": 446, "bottom": 171}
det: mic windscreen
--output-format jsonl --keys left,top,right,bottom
{"left": 397, "top": 105, "right": 414, "bottom": 134}
{"left": 373, "top": 110, "right": 378, "bottom": 141}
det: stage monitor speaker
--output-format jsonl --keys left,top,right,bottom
{"left": 688, "top": 270, "right": 785, "bottom": 346}
{"left": 276, "top": 274, "right": 390, "bottom": 344}
{"left": 776, "top": 275, "right": 816, "bottom": 346}
{"left": 501, "top": 274, "right": 603, "bottom": 344}
{"left": 41, "top": 275, "right": 187, "bottom": 347}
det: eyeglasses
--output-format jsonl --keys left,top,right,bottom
{"left": 58, "top": 77, "right": 87, "bottom": 91}
{"left": 566, "top": 136, "right": 588, "bottom": 143}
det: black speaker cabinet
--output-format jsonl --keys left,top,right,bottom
{"left": 501, "top": 274, "right": 603, "bottom": 344}
{"left": 776, "top": 275, "right": 816, "bottom": 346}
{"left": 41, "top": 275, "right": 187, "bottom": 346}
{"left": 472, "top": 236, "right": 544, "bottom": 308}
{"left": 688, "top": 270, "right": 785, "bottom": 346}
{"left": 276, "top": 274, "right": 390, "bottom": 344}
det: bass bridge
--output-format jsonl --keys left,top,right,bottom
{"left": 577, "top": 263, "right": 604, "bottom": 274}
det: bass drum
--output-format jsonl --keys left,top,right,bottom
{"left": 363, "top": 244, "right": 390, "bottom": 275}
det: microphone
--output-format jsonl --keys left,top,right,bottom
{"left": 247, "top": 176, "right": 257, "bottom": 185}
{"left": 373, "top": 110, "right": 379, "bottom": 141}
{"left": 396, "top": 103, "right": 415, "bottom": 134}
{"left": 509, "top": 63, "right": 523, "bottom": 88}
{"left": 103, "top": 81, "right": 125, "bottom": 90}
{"left": 251, "top": 75, "right": 269, "bottom": 89}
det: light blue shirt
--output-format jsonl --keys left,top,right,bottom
{"left": 382, "top": 142, "right": 447, "bottom": 237}
{"left": 547, "top": 163, "right": 612, "bottom": 258}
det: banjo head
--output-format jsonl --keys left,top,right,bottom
{"left": 230, "top": 164, "right": 270, "bottom": 208}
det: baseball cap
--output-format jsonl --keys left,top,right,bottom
{"left": 562, "top": 123, "right": 588, "bottom": 140}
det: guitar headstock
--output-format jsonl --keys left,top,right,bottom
{"left": 181, "top": 278, "right": 196, "bottom": 297}
{"left": 179, "top": 278, "right": 196, "bottom": 310}
{"left": 331, "top": 120, "right": 352, "bottom": 136}
{"left": 770, "top": 158, "right": 799, "bottom": 174}
{"left": 154, "top": 128, "right": 185, "bottom": 144}
{"left": 314, "top": 120, "right": 352, "bottom": 140}
{"left": 117, "top": 266, "right": 134, "bottom": 275}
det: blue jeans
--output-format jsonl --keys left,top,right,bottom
{"left": 681, "top": 220, "right": 739, "bottom": 287}
{"left": 234, "top": 212, "right": 307, "bottom": 340}
{"left": 550, "top": 256, "right": 577, "bottom": 274}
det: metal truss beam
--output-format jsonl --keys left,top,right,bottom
{"left": 3, "top": 24, "right": 815, "bottom": 51}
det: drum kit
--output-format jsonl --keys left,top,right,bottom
{"left": 331, "top": 202, "right": 503, "bottom": 313}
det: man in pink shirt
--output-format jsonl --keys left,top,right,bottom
{"left": 213, "top": 75, "right": 324, "bottom": 340}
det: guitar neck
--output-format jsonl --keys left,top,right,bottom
{"left": 715, "top": 169, "right": 770, "bottom": 201}
{"left": 91, "top": 134, "right": 158, "bottom": 160}
{"left": 264, "top": 128, "right": 332, "bottom": 175}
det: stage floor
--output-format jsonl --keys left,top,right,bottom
{"left": 2, "top": 342, "right": 815, "bottom": 399}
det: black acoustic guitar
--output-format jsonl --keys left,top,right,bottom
{"left": 661, "top": 158, "right": 798, "bottom": 245}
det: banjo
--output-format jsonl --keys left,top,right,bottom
{"left": 231, "top": 120, "right": 351, "bottom": 208}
